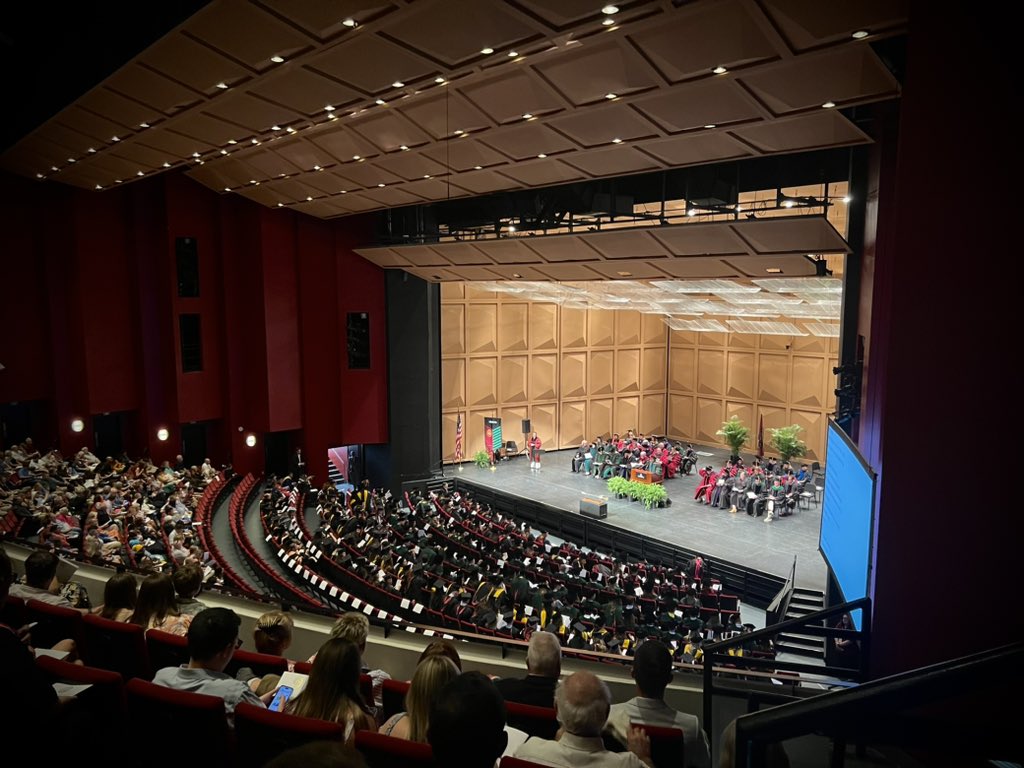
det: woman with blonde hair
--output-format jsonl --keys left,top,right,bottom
{"left": 379, "top": 654, "right": 459, "bottom": 742}
{"left": 287, "top": 638, "right": 376, "bottom": 745}
{"left": 253, "top": 610, "right": 294, "bottom": 657}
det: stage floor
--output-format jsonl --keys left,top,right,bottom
{"left": 446, "top": 446, "right": 827, "bottom": 590}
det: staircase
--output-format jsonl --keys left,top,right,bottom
{"left": 776, "top": 586, "right": 827, "bottom": 660}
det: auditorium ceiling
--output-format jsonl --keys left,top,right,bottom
{"left": 2, "top": 0, "right": 907, "bottom": 221}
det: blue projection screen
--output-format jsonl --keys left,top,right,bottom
{"left": 818, "top": 419, "right": 876, "bottom": 629}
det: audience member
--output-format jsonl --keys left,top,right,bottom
{"left": 516, "top": 671, "right": 653, "bottom": 767}
{"left": 130, "top": 572, "right": 192, "bottom": 635}
{"left": 606, "top": 639, "right": 710, "bottom": 768}
{"left": 495, "top": 630, "right": 561, "bottom": 707}
{"left": 287, "top": 637, "right": 376, "bottom": 746}
{"left": 418, "top": 639, "right": 463, "bottom": 670}
{"left": 380, "top": 654, "right": 460, "bottom": 741}
{"left": 428, "top": 671, "right": 509, "bottom": 768}
{"left": 151, "top": 607, "right": 268, "bottom": 723}
{"left": 172, "top": 562, "right": 208, "bottom": 617}
{"left": 95, "top": 571, "right": 137, "bottom": 621}
{"left": 8, "top": 550, "right": 77, "bottom": 609}
{"left": 319, "top": 612, "right": 391, "bottom": 708}
{"left": 253, "top": 610, "right": 295, "bottom": 657}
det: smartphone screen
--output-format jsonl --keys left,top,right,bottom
{"left": 269, "top": 686, "right": 294, "bottom": 712}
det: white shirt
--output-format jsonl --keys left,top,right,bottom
{"left": 605, "top": 696, "right": 710, "bottom": 768}
{"left": 515, "top": 732, "right": 647, "bottom": 767}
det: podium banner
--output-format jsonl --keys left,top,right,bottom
{"left": 484, "top": 417, "right": 502, "bottom": 455}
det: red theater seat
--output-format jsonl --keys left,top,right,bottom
{"left": 234, "top": 701, "right": 346, "bottom": 765}
{"left": 354, "top": 730, "right": 437, "bottom": 767}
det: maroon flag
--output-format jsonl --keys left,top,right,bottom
{"left": 757, "top": 414, "right": 764, "bottom": 457}
{"left": 454, "top": 414, "right": 463, "bottom": 460}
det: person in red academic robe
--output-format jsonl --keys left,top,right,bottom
{"left": 695, "top": 466, "right": 716, "bottom": 502}
{"left": 528, "top": 432, "right": 543, "bottom": 470}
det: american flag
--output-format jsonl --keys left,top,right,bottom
{"left": 454, "top": 414, "right": 463, "bottom": 460}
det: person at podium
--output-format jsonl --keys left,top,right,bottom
{"left": 528, "top": 432, "right": 543, "bottom": 470}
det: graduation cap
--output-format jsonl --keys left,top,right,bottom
{"left": 606, "top": 636, "right": 622, "bottom": 652}
{"left": 573, "top": 621, "right": 586, "bottom": 633}
{"left": 432, "top": 578, "right": 446, "bottom": 590}
{"left": 501, "top": 610, "right": 515, "bottom": 622}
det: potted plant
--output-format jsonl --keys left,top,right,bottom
{"left": 607, "top": 476, "right": 629, "bottom": 499}
{"left": 769, "top": 424, "right": 807, "bottom": 465}
{"left": 473, "top": 449, "right": 491, "bottom": 468}
{"left": 716, "top": 415, "right": 750, "bottom": 463}
{"left": 640, "top": 483, "right": 668, "bottom": 509}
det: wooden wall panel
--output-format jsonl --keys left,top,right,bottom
{"left": 561, "top": 307, "right": 587, "bottom": 348}
{"left": 615, "top": 348, "right": 640, "bottom": 393}
{"left": 498, "top": 303, "right": 529, "bottom": 352}
{"left": 641, "top": 347, "right": 666, "bottom": 392}
{"left": 726, "top": 351, "right": 755, "bottom": 400}
{"left": 441, "top": 304, "right": 465, "bottom": 355}
{"left": 530, "top": 303, "right": 558, "bottom": 350}
{"left": 725, "top": 401, "right": 754, "bottom": 433}
{"left": 640, "top": 393, "right": 666, "bottom": 436}
{"left": 589, "top": 310, "right": 615, "bottom": 347}
{"left": 441, "top": 411, "right": 461, "bottom": 459}
{"left": 701, "top": 332, "right": 726, "bottom": 348}
{"left": 670, "top": 346, "right": 696, "bottom": 392}
{"left": 531, "top": 403, "right": 557, "bottom": 446}
{"left": 589, "top": 350, "right": 614, "bottom": 395}
{"left": 441, "top": 358, "right": 465, "bottom": 409}
{"left": 501, "top": 405, "right": 529, "bottom": 445}
{"left": 615, "top": 396, "right": 639, "bottom": 434}
{"left": 668, "top": 394, "right": 694, "bottom": 439}
{"left": 757, "top": 354, "right": 789, "bottom": 403}
{"left": 616, "top": 310, "right": 641, "bottom": 345}
{"left": 531, "top": 354, "right": 558, "bottom": 401}
{"left": 790, "top": 408, "right": 824, "bottom": 462}
{"left": 589, "top": 398, "right": 613, "bottom": 440}
{"left": 560, "top": 400, "right": 586, "bottom": 446}
{"left": 560, "top": 352, "right": 587, "bottom": 398}
{"left": 468, "top": 357, "right": 498, "bottom": 407}
{"left": 643, "top": 313, "right": 667, "bottom": 345}
{"left": 499, "top": 355, "right": 528, "bottom": 403}
{"left": 467, "top": 304, "right": 497, "bottom": 353}
{"left": 696, "top": 397, "right": 724, "bottom": 443}
{"left": 791, "top": 355, "right": 825, "bottom": 408}
{"left": 697, "top": 349, "right": 725, "bottom": 396}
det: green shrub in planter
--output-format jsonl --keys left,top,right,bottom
{"left": 473, "top": 450, "right": 491, "bottom": 468}
{"left": 769, "top": 424, "right": 807, "bottom": 464}
{"left": 639, "top": 483, "right": 668, "bottom": 509}
{"left": 607, "top": 476, "right": 629, "bottom": 498}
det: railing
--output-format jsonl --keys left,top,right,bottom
{"left": 765, "top": 556, "right": 797, "bottom": 626}
{"left": 703, "top": 597, "right": 872, "bottom": 738}
{"left": 730, "top": 642, "right": 1024, "bottom": 767}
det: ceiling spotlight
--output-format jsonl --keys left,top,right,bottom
{"left": 313, "top": 165, "right": 321, "bottom": 171}
{"left": 228, "top": 139, "right": 237, "bottom": 144}
{"left": 508, "top": 51, "right": 519, "bottom": 57}
{"left": 453, "top": 129, "right": 464, "bottom": 135}
{"left": 602, "top": 17, "right": 616, "bottom": 26}
{"left": 68, "top": 158, "right": 76, "bottom": 163}
{"left": 221, "top": 149, "right": 228, "bottom": 155}
{"left": 306, "top": 196, "right": 313, "bottom": 201}
{"left": 423, "top": 174, "right": 431, "bottom": 179}
{"left": 602, "top": 4, "right": 619, "bottom": 13}
{"left": 713, "top": 66, "right": 728, "bottom": 75}
{"left": 522, "top": 113, "right": 533, "bottom": 120}
{"left": 393, "top": 81, "right": 405, "bottom": 88}
{"left": 36, "top": 173, "right": 44, "bottom": 179}
{"left": 271, "top": 55, "right": 285, "bottom": 63}
{"left": 342, "top": 18, "right": 357, "bottom": 27}
{"left": 537, "top": 153, "right": 547, "bottom": 158}
{"left": 766, "top": 268, "right": 783, "bottom": 274}
{"left": 277, "top": 202, "right": 283, "bottom": 207}
{"left": 192, "top": 152, "right": 201, "bottom": 157}
{"left": 51, "top": 166, "right": 58, "bottom": 171}
{"left": 508, "top": 225, "right": 516, "bottom": 233}
{"left": 399, "top": 145, "right": 409, "bottom": 151}
{"left": 352, "top": 155, "right": 361, "bottom": 160}
{"left": 245, "top": 433, "right": 257, "bottom": 447}
{"left": 377, "top": 183, "right": 386, "bottom": 187}
{"left": 842, "top": 195, "right": 851, "bottom": 203}
{"left": 704, "top": 124, "right": 716, "bottom": 129}
{"left": 325, "top": 105, "right": 335, "bottom": 112}
{"left": 340, "top": 190, "right": 347, "bottom": 194}
{"left": 111, "top": 136, "right": 120, "bottom": 142}
{"left": 611, "top": 137, "right": 622, "bottom": 143}
{"left": 435, "top": 77, "right": 446, "bottom": 84}
{"left": 822, "top": 101, "right": 836, "bottom": 108}
{"left": 286, "top": 127, "right": 296, "bottom": 133}
{"left": 70, "top": 418, "right": 85, "bottom": 433}
{"left": 473, "top": 165, "right": 483, "bottom": 170}
{"left": 481, "top": 47, "right": 494, "bottom": 55}
{"left": 162, "top": 162, "right": 171, "bottom": 168}
{"left": 605, "top": 93, "right": 617, "bottom": 100}
{"left": 852, "top": 30, "right": 869, "bottom": 39}
{"left": 88, "top": 147, "right": 96, "bottom": 153}
{"left": 250, "top": 179, "right": 257, "bottom": 184}
{"left": 136, "top": 171, "right": 144, "bottom": 177}
{"left": 617, "top": 271, "right": 632, "bottom": 277}
{"left": 215, "top": 82, "right": 228, "bottom": 89}
{"left": 252, "top": 138, "right": 260, "bottom": 144}
{"left": 140, "top": 122, "right": 150, "bottom": 128}
{"left": 95, "top": 184, "right": 103, "bottom": 190}
{"left": 375, "top": 99, "right": 386, "bottom": 105}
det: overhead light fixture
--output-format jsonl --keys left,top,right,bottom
{"left": 271, "top": 125, "right": 281, "bottom": 130}
{"left": 95, "top": 184, "right": 103, "bottom": 190}
{"left": 605, "top": 93, "right": 617, "bottom": 99}
{"left": 245, "top": 433, "right": 257, "bottom": 447}
{"left": 687, "top": 208, "right": 698, "bottom": 217}
{"left": 215, "top": 82, "right": 228, "bottom": 89}
{"left": 480, "top": 47, "right": 494, "bottom": 55}
{"left": 399, "top": 145, "right": 409, "bottom": 151}
{"left": 67, "top": 158, "right": 76, "bottom": 163}
{"left": 508, "top": 51, "right": 518, "bottom": 57}
{"left": 156, "top": 428, "right": 169, "bottom": 441}
{"left": 423, "top": 174, "right": 431, "bottom": 179}
{"left": 822, "top": 101, "right": 836, "bottom": 108}
{"left": 375, "top": 99, "right": 386, "bottom": 105}
{"left": 512, "top": 273, "right": 522, "bottom": 278}
{"left": 193, "top": 152, "right": 201, "bottom": 158}
{"left": 251, "top": 138, "right": 260, "bottom": 144}
{"left": 377, "top": 183, "right": 386, "bottom": 187}
{"left": 224, "top": 187, "right": 231, "bottom": 192}
{"left": 340, "top": 190, "right": 347, "bottom": 194}
{"left": 136, "top": 170, "right": 144, "bottom": 177}
{"left": 325, "top": 105, "right": 335, "bottom": 112}
{"left": 352, "top": 155, "right": 361, "bottom": 160}
{"left": 277, "top": 202, "right": 283, "bottom": 207}
{"left": 522, "top": 113, "right": 533, "bottom": 119}
{"left": 852, "top": 30, "right": 869, "bottom": 39}
{"left": 270, "top": 55, "right": 285, "bottom": 63}
{"left": 474, "top": 165, "right": 483, "bottom": 170}
{"left": 140, "top": 122, "right": 150, "bottom": 128}
{"left": 220, "top": 149, "right": 228, "bottom": 155}
{"left": 782, "top": 199, "right": 795, "bottom": 208}
{"left": 537, "top": 153, "right": 547, "bottom": 158}
{"left": 250, "top": 179, "right": 257, "bottom": 184}
{"left": 162, "top": 162, "right": 171, "bottom": 168}
{"left": 392, "top": 81, "right": 404, "bottom": 88}
{"left": 111, "top": 136, "right": 120, "bottom": 142}
{"left": 602, "top": 4, "right": 619, "bottom": 13}
{"left": 713, "top": 66, "right": 728, "bottom": 75}
{"left": 611, "top": 137, "right": 622, "bottom": 144}
{"left": 286, "top": 127, "right": 296, "bottom": 133}
{"left": 704, "top": 124, "right": 716, "bottom": 129}
{"left": 617, "top": 271, "right": 632, "bottom": 277}
{"left": 88, "top": 148, "right": 96, "bottom": 153}
{"left": 435, "top": 77, "right": 446, "bottom": 84}
{"left": 842, "top": 195, "right": 851, "bottom": 203}
{"left": 602, "top": 17, "right": 616, "bottom": 26}
{"left": 70, "top": 418, "right": 85, "bottom": 433}
{"left": 306, "top": 196, "right": 313, "bottom": 201}
{"left": 766, "top": 268, "right": 783, "bottom": 274}
{"left": 50, "top": 166, "right": 58, "bottom": 171}
{"left": 313, "top": 165, "right": 321, "bottom": 171}
{"left": 36, "top": 173, "right": 44, "bottom": 179}
{"left": 508, "top": 225, "right": 516, "bottom": 233}
{"left": 228, "top": 139, "right": 237, "bottom": 145}
{"left": 342, "top": 18, "right": 357, "bottom": 27}
{"left": 453, "top": 129, "right": 464, "bottom": 135}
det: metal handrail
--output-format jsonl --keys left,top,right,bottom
{"left": 703, "top": 597, "right": 872, "bottom": 737}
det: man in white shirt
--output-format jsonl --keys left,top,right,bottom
{"left": 605, "top": 640, "right": 711, "bottom": 768}
{"left": 152, "top": 607, "right": 269, "bottom": 724}
{"left": 515, "top": 670, "right": 653, "bottom": 767}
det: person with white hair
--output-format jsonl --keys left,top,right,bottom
{"left": 515, "top": 670, "right": 653, "bottom": 767}
{"left": 494, "top": 630, "right": 562, "bottom": 708}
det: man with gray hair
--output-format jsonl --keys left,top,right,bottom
{"left": 495, "top": 630, "right": 562, "bottom": 708}
{"left": 515, "top": 670, "right": 653, "bottom": 767}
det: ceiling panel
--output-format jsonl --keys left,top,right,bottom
{"left": 307, "top": 127, "right": 382, "bottom": 164}
{"left": 309, "top": 35, "right": 438, "bottom": 93}
{"left": 239, "top": 149, "right": 303, "bottom": 179}
{"left": 533, "top": 41, "right": 661, "bottom": 106}
{"left": 495, "top": 158, "right": 586, "bottom": 187}
{"left": 421, "top": 140, "right": 509, "bottom": 171}
{"left": 649, "top": 224, "right": 752, "bottom": 257}
{"left": 547, "top": 102, "right": 659, "bottom": 147}
{"left": 79, "top": 88, "right": 162, "bottom": 131}
{"left": 639, "top": 132, "right": 753, "bottom": 166}
{"left": 396, "top": 92, "right": 493, "bottom": 140}
{"left": 140, "top": 35, "right": 252, "bottom": 94}
{"left": 459, "top": 70, "right": 567, "bottom": 125}
{"left": 258, "top": 0, "right": 400, "bottom": 40}
{"left": 730, "top": 216, "right": 850, "bottom": 255}
{"left": 249, "top": 67, "right": 363, "bottom": 115}
{"left": 585, "top": 260, "right": 671, "bottom": 279}
{"left": 349, "top": 109, "right": 434, "bottom": 152}
{"left": 521, "top": 235, "right": 601, "bottom": 262}
{"left": 185, "top": 0, "right": 315, "bottom": 69}
{"left": 584, "top": 230, "right": 668, "bottom": 259}
{"left": 729, "top": 111, "right": 869, "bottom": 153}
{"left": 429, "top": 242, "right": 490, "bottom": 265}
{"left": 479, "top": 122, "right": 578, "bottom": 160}
{"left": 725, "top": 254, "right": 818, "bottom": 277}
{"left": 203, "top": 92, "right": 296, "bottom": 133}
{"left": 463, "top": 239, "right": 545, "bottom": 264}
{"left": 760, "top": 0, "right": 910, "bottom": 52}
{"left": 559, "top": 145, "right": 661, "bottom": 177}
{"left": 55, "top": 107, "right": 136, "bottom": 145}
{"left": 653, "top": 257, "right": 738, "bottom": 278}
{"left": 171, "top": 113, "right": 254, "bottom": 146}
{"left": 371, "top": 152, "right": 449, "bottom": 181}
{"left": 633, "top": 81, "right": 764, "bottom": 133}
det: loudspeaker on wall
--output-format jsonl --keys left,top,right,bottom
{"left": 522, "top": 419, "right": 531, "bottom": 433}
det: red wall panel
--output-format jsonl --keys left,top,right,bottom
{"left": 260, "top": 210, "right": 302, "bottom": 432}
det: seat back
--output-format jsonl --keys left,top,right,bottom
{"left": 234, "top": 701, "right": 345, "bottom": 766}
{"left": 632, "top": 723, "right": 685, "bottom": 768}
{"left": 35, "top": 657, "right": 126, "bottom": 754}
{"left": 292, "top": 660, "right": 312, "bottom": 674}
{"left": 82, "top": 613, "right": 151, "bottom": 680}
{"left": 500, "top": 759, "right": 552, "bottom": 768}
{"left": 36, "top": 655, "right": 125, "bottom": 713}
{"left": 505, "top": 701, "right": 560, "bottom": 740}
{"left": 359, "top": 672, "right": 373, "bottom": 705}
{"left": 0, "top": 594, "right": 26, "bottom": 629}
{"left": 125, "top": 678, "right": 231, "bottom": 767}
{"left": 354, "top": 730, "right": 436, "bottom": 768}
{"left": 146, "top": 628, "right": 190, "bottom": 673}
{"left": 381, "top": 678, "right": 410, "bottom": 720}
{"left": 224, "top": 647, "right": 289, "bottom": 679}
{"left": 25, "top": 598, "right": 83, "bottom": 650}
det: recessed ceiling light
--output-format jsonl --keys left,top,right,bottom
{"left": 611, "top": 137, "right": 622, "bottom": 144}
{"left": 313, "top": 165, "right": 321, "bottom": 171}
{"left": 50, "top": 166, "right": 58, "bottom": 171}
{"left": 423, "top": 174, "right": 431, "bottom": 179}
{"left": 704, "top": 124, "right": 716, "bottom": 129}
{"left": 377, "top": 183, "right": 386, "bottom": 187}
{"left": 480, "top": 47, "right": 494, "bottom": 55}
{"left": 87, "top": 147, "right": 96, "bottom": 153}
{"left": 522, "top": 113, "right": 533, "bottom": 119}
{"left": 602, "top": 4, "right": 619, "bottom": 13}
{"left": 36, "top": 173, "right": 44, "bottom": 179}
{"left": 822, "top": 101, "right": 836, "bottom": 108}
{"left": 474, "top": 165, "right": 483, "bottom": 170}
{"left": 271, "top": 55, "right": 285, "bottom": 63}
{"left": 512, "top": 273, "right": 522, "bottom": 278}
{"left": 399, "top": 145, "right": 409, "bottom": 151}
{"left": 95, "top": 184, "right": 103, "bottom": 190}
{"left": 375, "top": 99, "right": 386, "bottom": 106}
{"left": 392, "top": 81, "right": 404, "bottom": 88}
{"left": 342, "top": 18, "right": 357, "bottom": 27}
{"left": 140, "top": 122, "right": 150, "bottom": 128}
{"left": 277, "top": 202, "right": 283, "bottom": 207}
{"left": 193, "top": 152, "right": 201, "bottom": 158}
{"left": 111, "top": 136, "right": 120, "bottom": 142}
{"left": 325, "top": 105, "right": 335, "bottom": 112}
{"left": 435, "top": 77, "right": 446, "bottom": 84}
{"left": 842, "top": 195, "right": 851, "bottom": 204}
{"left": 115, "top": 179, "right": 122, "bottom": 183}
{"left": 713, "top": 66, "right": 728, "bottom": 75}
{"left": 340, "top": 190, "right": 347, "bottom": 194}
{"left": 617, "top": 271, "right": 632, "bottom": 277}
{"left": 602, "top": 18, "right": 616, "bottom": 27}
{"left": 221, "top": 149, "right": 228, "bottom": 155}
{"left": 306, "top": 196, "right": 313, "bottom": 201}
{"left": 353, "top": 155, "right": 361, "bottom": 160}
{"left": 224, "top": 187, "right": 231, "bottom": 192}
{"left": 508, "top": 51, "right": 518, "bottom": 57}
{"left": 271, "top": 125, "right": 281, "bottom": 131}
{"left": 852, "top": 30, "right": 869, "bottom": 39}
{"left": 537, "top": 153, "right": 547, "bottom": 158}
{"left": 136, "top": 171, "right": 144, "bottom": 177}
{"left": 286, "top": 127, "right": 296, "bottom": 133}
{"left": 228, "top": 139, "right": 237, "bottom": 144}
{"left": 605, "top": 93, "right": 617, "bottom": 100}
{"left": 215, "top": 82, "right": 228, "bottom": 89}
{"left": 250, "top": 179, "right": 257, "bottom": 184}
{"left": 252, "top": 139, "right": 260, "bottom": 144}
{"left": 782, "top": 199, "right": 795, "bottom": 208}
{"left": 68, "top": 158, "right": 76, "bottom": 163}
{"left": 766, "top": 268, "right": 783, "bottom": 273}
{"left": 508, "top": 225, "right": 516, "bottom": 233}
{"left": 162, "top": 162, "right": 171, "bottom": 168}
{"left": 453, "top": 129, "right": 464, "bottom": 135}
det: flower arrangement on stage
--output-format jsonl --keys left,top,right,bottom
{"left": 473, "top": 450, "right": 492, "bottom": 468}
{"left": 606, "top": 477, "right": 669, "bottom": 509}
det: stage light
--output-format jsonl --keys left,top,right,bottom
{"left": 70, "top": 418, "right": 84, "bottom": 433}
{"left": 157, "top": 428, "right": 169, "bottom": 441}
{"left": 245, "top": 434, "right": 257, "bottom": 447}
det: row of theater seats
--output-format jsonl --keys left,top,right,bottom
{"left": 36, "top": 652, "right": 684, "bottom": 768}
{"left": 193, "top": 474, "right": 259, "bottom": 595}
{"left": 229, "top": 476, "right": 323, "bottom": 610}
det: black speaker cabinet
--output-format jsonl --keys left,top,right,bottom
{"left": 579, "top": 498, "right": 608, "bottom": 519}
{"left": 522, "top": 419, "right": 531, "bottom": 434}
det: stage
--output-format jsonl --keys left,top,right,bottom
{"left": 444, "top": 446, "right": 827, "bottom": 590}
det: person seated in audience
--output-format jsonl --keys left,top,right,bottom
{"left": 380, "top": 653, "right": 460, "bottom": 740}
{"left": 253, "top": 609, "right": 295, "bottom": 658}
{"left": 8, "top": 550, "right": 83, "bottom": 610}
{"left": 130, "top": 572, "right": 192, "bottom": 635}
{"left": 428, "top": 671, "right": 509, "bottom": 768}
{"left": 515, "top": 670, "right": 653, "bottom": 767}
{"left": 419, "top": 639, "right": 463, "bottom": 671}
{"left": 152, "top": 607, "right": 269, "bottom": 724}
{"left": 264, "top": 741, "right": 367, "bottom": 768}
{"left": 606, "top": 639, "right": 711, "bottom": 768}
{"left": 94, "top": 570, "right": 137, "bottom": 622}
{"left": 495, "top": 630, "right": 562, "bottom": 708}
{"left": 172, "top": 562, "right": 208, "bottom": 617}
{"left": 287, "top": 638, "right": 377, "bottom": 746}
{"left": 316, "top": 612, "right": 391, "bottom": 710}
